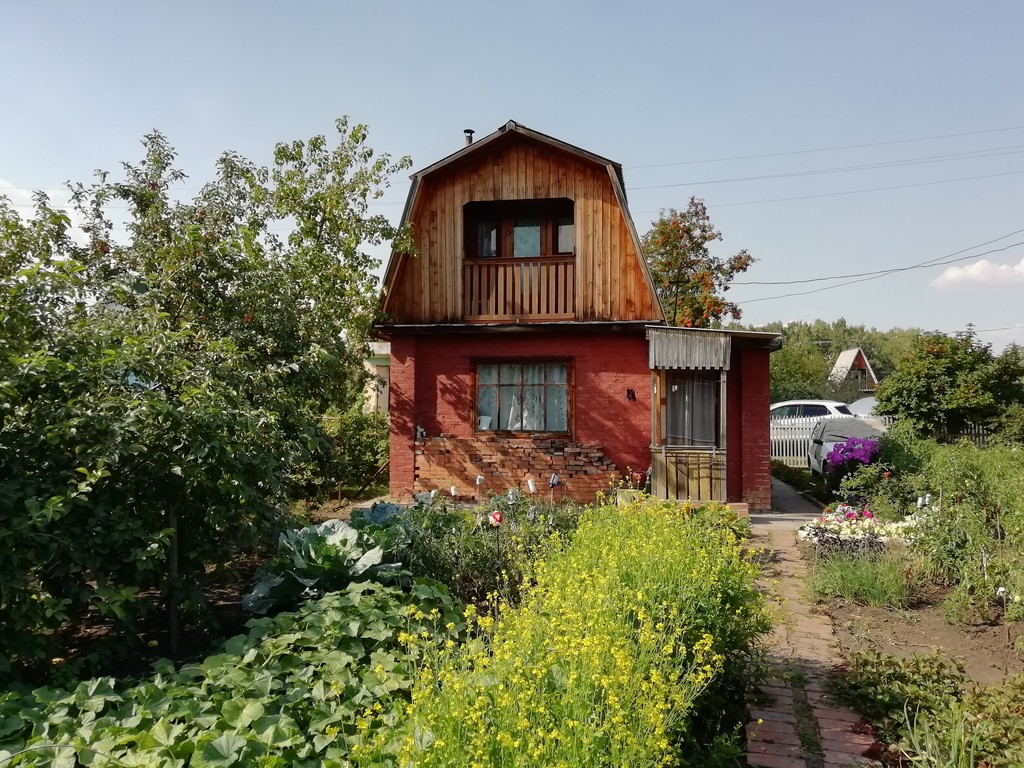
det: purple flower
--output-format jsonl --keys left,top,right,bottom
{"left": 826, "top": 437, "right": 881, "bottom": 471}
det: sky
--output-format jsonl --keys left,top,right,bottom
{"left": 2, "top": 1, "right": 1023, "bottom": 351}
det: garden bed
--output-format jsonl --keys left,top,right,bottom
{"left": 825, "top": 595, "right": 1024, "bottom": 686}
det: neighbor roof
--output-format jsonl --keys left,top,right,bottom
{"left": 829, "top": 347, "right": 879, "bottom": 387}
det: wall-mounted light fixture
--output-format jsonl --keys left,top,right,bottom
{"left": 527, "top": 478, "right": 537, "bottom": 494}
{"left": 450, "top": 485, "right": 458, "bottom": 497}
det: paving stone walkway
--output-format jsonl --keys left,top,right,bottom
{"left": 744, "top": 480, "right": 882, "bottom": 768}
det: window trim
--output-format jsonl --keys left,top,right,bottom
{"left": 472, "top": 357, "right": 573, "bottom": 436}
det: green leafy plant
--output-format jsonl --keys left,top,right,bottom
{"left": 834, "top": 656, "right": 1024, "bottom": 767}
{"left": 392, "top": 497, "right": 770, "bottom": 768}
{"left": 874, "top": 330, "right": 1024, "bottom": 438}
{"left": 243, "top": 519, "right": 403, "bottom": 615}
{"left": 0, "top": 119, "right": 412, "bottom": 673}
{"left": 829, "top": 651, "right": 966, "bottom": 736}
{"left": 351, "top": 493, "right": 584, "bottom": 607}
{"left": 0, "top": 579, "right": 463, "bottom": 767}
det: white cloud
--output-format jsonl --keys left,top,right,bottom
{"left": 933, "top": 256, "right": 1024, "bottom": 288}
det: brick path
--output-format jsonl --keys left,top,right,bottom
{"left": 744, "top": 480, "right": 882, "bottom": 768}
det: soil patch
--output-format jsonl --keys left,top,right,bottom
{"left": 826, "top": 596, "right": 1024, "bottom": 686}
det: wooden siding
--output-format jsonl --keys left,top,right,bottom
{"left": 384, "top": 136, "right": 662, "bottom": 324}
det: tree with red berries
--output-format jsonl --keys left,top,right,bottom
{"left": 642, "top": 197, "right": 754, "bottom": 327}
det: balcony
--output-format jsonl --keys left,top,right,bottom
{"left": 462, "top": 257, "right": 575, "bottom": 322}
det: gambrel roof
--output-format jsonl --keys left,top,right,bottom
{"left": 378, "top": 120, "right": 664, "bottom": 325}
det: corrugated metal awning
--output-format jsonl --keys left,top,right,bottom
{"left": 647, "top": 327, "right": 732, "bottom": 370}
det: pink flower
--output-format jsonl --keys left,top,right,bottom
{"left": 863, "top": 510, "right": 874, "bottom": 519}
{"left": 488, "top": 510, "right": 503, "bottom": 527}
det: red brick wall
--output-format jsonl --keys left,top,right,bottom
{"left": 736, "top": 346, "right": 772, "bottom": 511}
{"left": 416, "top": 435, "right": 616, "bottom": 503}
{"left": 387, "top": 330, "right": 651, "bottom": 502}
{"left": 388, "top": 336, "right": 418, "bottom": 498}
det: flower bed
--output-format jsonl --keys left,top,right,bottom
{"left": 0, "top": 498, "right": 766, "bottom": 767}
{"left": 799, "top": 503, "right": 920, "bottom": 541}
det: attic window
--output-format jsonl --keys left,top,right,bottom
{"left": 464, "top": 199, "right": 574, "bottom": 259}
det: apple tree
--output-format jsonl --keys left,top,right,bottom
{"left": 875, "top": 330, "right": 1024, "bottom": 437}
{"left": 0, "top": 119, "right": 409, "bottom": 670}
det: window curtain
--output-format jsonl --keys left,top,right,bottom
{"left": 478, "top": 362, "right": 568, "bottom": 432}
{"left": 665, "top": 372, "right": 718, "bottom": 447}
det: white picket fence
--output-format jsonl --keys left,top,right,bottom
{"left": 769, "top": 417, "right": 820, "bottom": 469}
{"left": 769, "top": 415, "right": 898, "bottom": 468}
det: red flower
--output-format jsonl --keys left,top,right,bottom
{"left": 488, "top": 510, "right": 503, "bottom": 527}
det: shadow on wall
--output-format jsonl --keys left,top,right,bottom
{"left": 435, "top": 372, "right": 472, "bottom": 436}
{"left": 574, "top": 365, "right": 649, "bottom": 472}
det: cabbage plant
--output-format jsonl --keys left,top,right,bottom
{"left": 243, "top": 519, "right": 401, "bottom": 614}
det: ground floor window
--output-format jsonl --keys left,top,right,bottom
{"left": 476, "top": 361, "right": 569, "bottom": 432}
{"left": 664, "top": 371, "right": 720, "bottom": 447}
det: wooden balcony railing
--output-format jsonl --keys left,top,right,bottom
{"left": 462, "top": 257, "right": 575, "bottom": 322}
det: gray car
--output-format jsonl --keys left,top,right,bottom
{"left": 807, "top": 416, "right": 887, "bottom": 475}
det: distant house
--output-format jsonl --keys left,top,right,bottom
{"left": 829, "top": 348, "right": 879, "bottom": 393}
{"left": 363, "top": 342, "right": 390, "bottom": 413}
{"left": 374, "top": 120, "right": 780, "bottom": 510}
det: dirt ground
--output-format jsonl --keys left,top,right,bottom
{"left": 825, "top": 594, "right": 1024, "bottom": 686}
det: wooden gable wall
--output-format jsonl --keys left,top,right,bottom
{"left": 383, "top": 135, "right": 662, "bottom": 324}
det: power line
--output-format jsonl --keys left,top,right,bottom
{"left": 735, "top": 227, "right": 1024, "bottom": 286}
{"left": 626, "top": 123, "right": 1024, "bottom": 169}
{"left": 626, "top": 144, "right": 1024, "bottom": 191}
{"left": 972, "top": 325, "right": 1023, "bottom": 334}
{"left": 709, "top": 169, "right": 1024, "bottom": 208}
{"left": 737, "top": 239, "right": 1024, "bottom": 305}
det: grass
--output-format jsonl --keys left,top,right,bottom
{"left": 808, "top": 545, "right": 928, "bottom": 609}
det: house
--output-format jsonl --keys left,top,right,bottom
{"left": 363, "top": 341, "right": 390, "bottom": 413}
{"left": 829, "top": 348, "right": 879, "bottom": 393}
{"left": 375, "top": 121, "right": 780, "bottom": 510}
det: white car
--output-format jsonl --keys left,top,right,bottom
{"left": 770, "top": 400, "right": 853, "bottom": 421}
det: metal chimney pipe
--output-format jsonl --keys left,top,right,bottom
{"left": 464, "top": 129, "right": 475, "bottom": 145}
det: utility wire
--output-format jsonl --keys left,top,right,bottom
{"left": 707, "top": 169, "right": 1024, "bottom": 209}
{"left": 627, "top": 145, "right": 1024, "bottom": 191}
{"left": 626, "top": 123, "right": 1024, "bottom": 169}
{"left": 737, "top": 240, "right": 1024, "bottom": 305}
{"left": 735, "top": 227, "right": 1024, "bottom": 285}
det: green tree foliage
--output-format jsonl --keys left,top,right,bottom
{"left": 874, "top": 330, "right": 1024, "bottom": 436}
{"left": 0, "top": 119, "right": 410, "bottom": 671}
{"left": 744, "top": 319, "right": 923, "bottom": 402}
{"left": 642, "top": 197, "right": 754, "bottom": 327}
